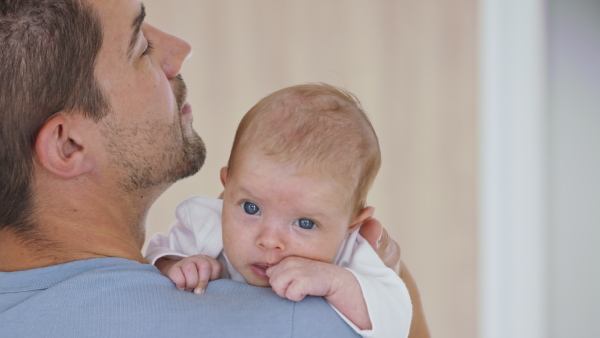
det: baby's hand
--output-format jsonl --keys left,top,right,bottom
{"left": 266, "top": 256, "right": 350, "bottom": 301}
{"left": 155, "top": 255, "right": 222, "bottom": 294}
{"left": 267, "top": 256, "right": 371, "bottom": 330}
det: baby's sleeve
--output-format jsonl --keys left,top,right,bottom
{"left": 333, "top": 232, "right": 413, "bottom": 338}
{"left": 144, "top": 195, "right": 224, "bottom": 265}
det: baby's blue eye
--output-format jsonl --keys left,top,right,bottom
{"left": 242, "top": 202, "right": 260, "bottom": 215}
{"left": 295, "top": 218, "right": 316, "bottom": 230}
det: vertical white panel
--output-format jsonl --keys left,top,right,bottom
{"left": 547, "top": 1, "right": 600, "bottom": 336}
{"left": 479, "top": 0, "right": 548, "bottom": 337}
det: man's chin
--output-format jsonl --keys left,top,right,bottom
{"left": 177, "top": 157, "right": 204, "bottom": 181}
{"left": 177, "top": 134, "right": 206, "bottom": 180}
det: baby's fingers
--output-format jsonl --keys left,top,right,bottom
{"left": 269, "top": 273, "right": 308, "bottom": 302}
{"left": 167, "top": 266, "right": 187, "bottom": 291}
{"left": 269, "top": 274, "right": 291, "bottom": 299}
{"left": 267, "top": 267, "right": 295, "bottom": 300}
{"left": 180, "top": 262, "right": 200, "bottom": 292}
{"left": 209, "top": 258, "right": 223, "bottom": 280}
{"left": 282, "top": 281, "right": 309, "bottom": 302}
{"left": 193, "top": 258, "right": 222, "bottom": 295}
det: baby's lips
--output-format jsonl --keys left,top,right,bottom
{"left": 253, "top": 262, "right": 280, "bottom": 278}
{"left": 251, "top": 263, "right": 271, "bottom": 280}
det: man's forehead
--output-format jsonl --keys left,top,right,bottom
{"left": 88, "top": 0, "right": 143, "bottom": 34}
{"left": 89, "top": 0, "right": 145, "bottom": 55}
{"left": 87, "top": 0, "right": 142, "bottom": 11}
{"left": 89, "top": 0, "right": 145, "bottom": 83}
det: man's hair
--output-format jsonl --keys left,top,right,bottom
{"left": 228, "top": 83, "right": 381, "bottom": 215}
{"left": 0, "top": 0, "right": 108, "bottom": 234}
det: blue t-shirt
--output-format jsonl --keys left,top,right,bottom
{"left": 0, "top": 258, "right": 358, "bottom": 337}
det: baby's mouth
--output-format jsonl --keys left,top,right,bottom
{"left": 251, "top": 263, "right": 273, "bottom": 280}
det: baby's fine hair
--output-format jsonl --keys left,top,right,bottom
{"left": 227, "top": 83, "right": 381, "bottom": 214}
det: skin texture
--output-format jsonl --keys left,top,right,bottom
{"left": 0, "top": 0, "right": 429, "bottom": 336}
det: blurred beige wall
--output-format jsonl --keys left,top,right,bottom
{"left": 142, "top": 1, "right": 478, "bottom": 337}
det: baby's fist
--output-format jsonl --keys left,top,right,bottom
{"left": 159, "top": 255, "right": 222, "bottom": 294}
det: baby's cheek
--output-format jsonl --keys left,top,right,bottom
{"left": 221, "top": 211, "right": 238, "bottom": 245}
{"left": 296, "top": 241, "right": 340, "bottom": 264}
{"left": 221, "top": 226, "right": 238, "bottom": 258}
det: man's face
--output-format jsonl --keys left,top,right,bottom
{"left": 92, "top": 0, "right": 205, "bottom": 191}
{"left": 221, "top": 153, "right": 355, "bottom": 287}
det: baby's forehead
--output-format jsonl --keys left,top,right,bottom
{"left": 257, "top": 154, "right": 358, "bottom": 208}
{"left": 279, "top": 166, "right": 359, "bottom": 222}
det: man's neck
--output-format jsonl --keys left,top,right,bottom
{"left": 0, "top": 167, "right": 174, "bottom": 272}
{"left": 0, "top": 231, "right": 49, "bottom": 271}
{"left": 0, "top": 190, "right": 161, "bottom": 272}
{"left": 0, "top": 224, "right": 146, "bottom": 272}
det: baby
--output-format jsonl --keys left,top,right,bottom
{"left": 146, "top": 83, "right": 412, "bottom": 337}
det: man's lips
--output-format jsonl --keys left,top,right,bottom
{"left": 181, "top": 102, "right": 192, "bottom": 116}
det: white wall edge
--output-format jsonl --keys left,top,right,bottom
{"left": 478, "top": 0, "right": 548, "bottom": 337}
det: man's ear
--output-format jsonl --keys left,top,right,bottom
{"left": 220, "top": 166, "right": 229, "bottom": 187}
{"left": 348, "top": 206, "right": 376, "bottom": 234}
{"left": 35, "top": 113, "right": 94, "bottom": 178}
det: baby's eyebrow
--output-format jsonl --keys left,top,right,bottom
{"left": 127, "top": 3, "right": 146, "bottom": 59}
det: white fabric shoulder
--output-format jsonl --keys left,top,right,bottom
{"left": 333, "top": 230, "right": 413, "bottom": 338}
{"left": 145, "top": 195, "right": 223, "bottom": 264}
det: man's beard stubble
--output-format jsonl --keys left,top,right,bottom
{"left": 171, "top": 74, "right": 206, "bottom": 180}
{"left": 102, "top": 75, "right": 206, "bottom": 192}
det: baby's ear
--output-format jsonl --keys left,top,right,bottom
{"left": 220, "top": 166, "right": 229, "bottom": 187}
{"left": 348, "top": 206, "right": 375, "bottom": 234}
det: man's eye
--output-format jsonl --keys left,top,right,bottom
{"left": 294, "top": 218, "right": 316, "bottom": 230}
{"left": 141, "top": 39, "right": 154, "bottom": 56}
{"left": 242, "top": 202, "right": 260, "bottom": 215}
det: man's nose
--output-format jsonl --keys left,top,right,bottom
{"left": 144, "top": 23, "right": 192, "bottom": 79}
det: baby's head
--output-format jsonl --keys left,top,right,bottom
{"left": 220, "top": 83, "right": 381, "bottom": 286}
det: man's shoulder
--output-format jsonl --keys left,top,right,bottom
{"left": 0, "top": 258, "right": 358, "bottom": 337}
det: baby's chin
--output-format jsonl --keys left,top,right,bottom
{"left": 245, "top": 279, "right": 271, "bottom": 288}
